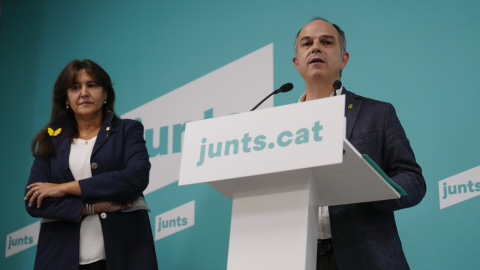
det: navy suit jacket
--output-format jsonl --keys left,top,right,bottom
{"left": 329, "top": 89, "right": 426, "bottom": 269}
{"left": 26, "top": 111, "right": 158, "bottom": 270}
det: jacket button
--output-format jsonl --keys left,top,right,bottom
{"left": 100, "top": 213, "right": 107, "bottom": 219}
{"left": 91, "top": 163, "right": 98, "bottom": 169}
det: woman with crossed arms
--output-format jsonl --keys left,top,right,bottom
{"left": 24, "top": 59, "right": 158, "bottom": 270}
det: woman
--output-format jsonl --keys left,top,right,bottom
{"left": 24, "top": 60, "right": 158, "bottom": 270}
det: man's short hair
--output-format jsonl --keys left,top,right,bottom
{"left": 294, "top": 17, "right": 346, "bottom": 56}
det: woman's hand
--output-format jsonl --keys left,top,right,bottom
{"left": 25, "top": 181, "right": 80, "bottom": 208}
{"left": 91, "top": 201, "right": 132, "bottom": 213}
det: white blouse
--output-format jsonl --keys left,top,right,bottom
{"left": 69, "top": 137, "right": 106, "bottom": 264}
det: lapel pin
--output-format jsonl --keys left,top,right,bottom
{"left": 348, "top": 104, "right": 353, "bottom": 109}
{"left": 47, "top": 127, "right": 62, "bottom": 136}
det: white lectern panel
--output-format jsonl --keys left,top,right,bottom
{"left": 179, "top": 95, "right": 346, "bottom": 186}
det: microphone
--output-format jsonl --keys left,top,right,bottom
{"left": 250, "top": 83, "right": 294, "bottom": 111}
{"left": 273, "top": 82, "right": 294, "bottom": 94}
{"left": 333, "top": 80, "right": 342, "bottom": 96}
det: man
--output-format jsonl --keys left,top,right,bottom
{"left": 293, "top": 18, "right": 426, "bottom": 269}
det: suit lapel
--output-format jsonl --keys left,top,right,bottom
{"left": 343, "top": 89, "right": 362, "bottom": 140}
{"left": 92, "top": 111, "right": 114, "bottom": 158}
{"left": 330, "top": 89, "right": 362, "bottom": 216}
{"left": 50, "top": 130, "right": 75, "bottom": 182}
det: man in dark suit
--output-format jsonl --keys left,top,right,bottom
{"left": 292, "top": 18, "right": 426, "bottom": 270}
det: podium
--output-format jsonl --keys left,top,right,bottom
{"left": 178, "top": 95, "right": 404, "bottom": 270}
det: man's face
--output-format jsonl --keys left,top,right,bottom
{"left": 293, "top": 20, "right": 349, "bottom": 83}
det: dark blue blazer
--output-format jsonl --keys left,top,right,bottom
{"left": 329, "top": 90, "right": 426, "bottom": 269}
{"left": 26, "top": 111, "right": 158, "bottom": 270}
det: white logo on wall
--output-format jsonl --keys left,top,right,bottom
{"left": 439, "top": 165, "right": 480, "bottom": 209}
{"left": 5, "top": 221, "right": 40, "bottom": 258}
{"left": 122, "top": 43, "right": 273, "bottom": 195}
{"left": 155, "top": 201, "right": 195, "bottom": 240}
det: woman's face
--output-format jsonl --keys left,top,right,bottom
{"left": 66, "top": 69, "right": 107, "bottom": 120}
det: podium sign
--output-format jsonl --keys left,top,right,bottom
{"left": 179, "top": 95, "right": 346, "bottom": 185}
{"left": 178, "top": 95, "right": 401, "bottom": 270}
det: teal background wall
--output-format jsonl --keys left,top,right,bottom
{"left": 1, "top": 0, "right": 479, "bottom": 269}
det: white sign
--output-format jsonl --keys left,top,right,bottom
{"left": 122, "top": 44, "right": 274, "bottom": 194}
{"left": 5, "top": 221, "right": 40, "bottom": 258}
{"left": 439, "top": 165, "right": 480, "bottom": 209}
{"left": 155, "top": 201, "right": 195, "bottom": 240}
{"left": 179, "top": 95, "right": 346, "bottom": 185}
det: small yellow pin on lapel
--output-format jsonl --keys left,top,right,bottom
{"left": 47, "top": 127, "right": 62, "bottom": 136}
{"left": 348, "top": 104, "right": 353, "bottom": 109}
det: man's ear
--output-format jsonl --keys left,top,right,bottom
{"left": 292, "top": 56, "right": 299, "bottom": 71}
{"left": 341, "top": 52, "right": 350, "bottom": 69}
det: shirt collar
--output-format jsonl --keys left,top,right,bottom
{"left": 298, "top": 87, "right": 344, "bottom": 102}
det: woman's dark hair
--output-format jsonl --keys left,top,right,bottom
{"left": 31, "top": 59, "right": 119, "bottom": 157}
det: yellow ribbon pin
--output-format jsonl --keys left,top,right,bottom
{"left": 47, "top": 127, "right": 62, "bottom": 136}
{"left": 348, "top": 104, "right": 353, "bottom": 109}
